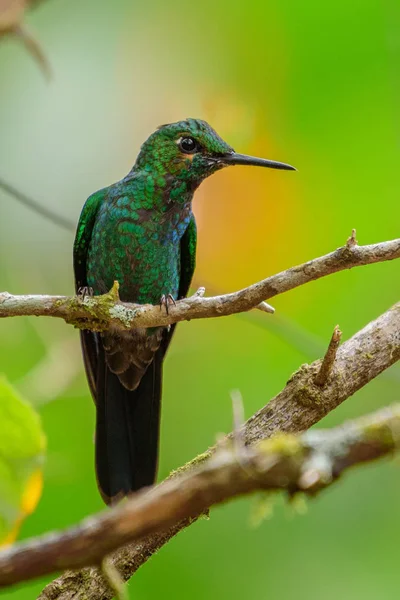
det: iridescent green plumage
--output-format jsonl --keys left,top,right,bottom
{"left": 74, "top": 118, "right": 295, "bottom": 504}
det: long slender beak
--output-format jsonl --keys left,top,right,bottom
{"left": 221, "top": 152, "right": 296, "bottom": 171}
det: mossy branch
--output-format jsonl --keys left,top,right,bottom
{"left": 0, "top": 236, "right": 399, "bottom": 331}
{"left": 0, "top": 404, "right": 399, "bottom": 594}
{"left": 0, "top": 234, "right": 398, "bottom": 598}
{"left": 37, "top": 298, "right": 400, "bottom": 599}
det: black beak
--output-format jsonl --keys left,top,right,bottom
{"left": 221, "top": 152, "right": 296, "bottom": 171}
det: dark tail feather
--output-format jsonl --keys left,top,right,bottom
{"left": 95, "top": 347, "right": 162, "bottom": 505}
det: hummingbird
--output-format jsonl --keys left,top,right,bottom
{"left": 74, "top": 118, "right": 295, "bottom": 505}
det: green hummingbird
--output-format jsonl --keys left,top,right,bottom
{"left": 73, "top": 118, "right": 295, "bottom": 504}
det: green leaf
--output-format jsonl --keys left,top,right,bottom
{"left": 0, "top": 376, "right": 46, "bottom": 545}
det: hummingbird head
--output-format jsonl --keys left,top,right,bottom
{"left": 135, "top": 118, "right": 295, "bottom": 201}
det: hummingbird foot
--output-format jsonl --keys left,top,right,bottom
{"left": 77, "top": 286, "right": 94, "bottom": 300}
{"left": 159, "top": 293, "right": 176, "bottom": 315}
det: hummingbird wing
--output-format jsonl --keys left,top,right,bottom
{"left": 73, "top": 189, "right": 105, "bottom": 399}
{"left": 160, "top": 212, "right": 197, "bottom": 357}
{"left": 179, "top": 213, "right": 197, "bottom": 298}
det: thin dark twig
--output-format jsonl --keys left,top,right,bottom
{"left": 0, "top": 176, "right": 75, "bottom": 232}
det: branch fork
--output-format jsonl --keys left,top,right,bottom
{"left": 0, "top": 232, "right": 398, "bottom": 599}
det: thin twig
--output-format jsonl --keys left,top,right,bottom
{"left": 346, "top": 228, "right": 358, "bottom": 248}
{"left": 256, "top": 301, "right": 275, "bottom": 314}
{"left": 0, "top": 176, "right": 75, "bottom": 232}
{"left": 13, "top": 24, "right": 52, "bottom": 79}
{"left": 0, "top": 405, "right": 399, "bottom": 590}
{"left": 314, "top": 325, "right": 342, "bottom": 386}
{"left": 0, "top": 0, "right": 52, "bottom": 78}
{"left": 231, "top": 389, "right": 246, "bottom": 451}
{"left": 101, "top": 558, "right": 128, "bottom": 600}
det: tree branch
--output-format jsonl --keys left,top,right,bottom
{"left": 37, "top": 299, "right": 400, "bottom": 599}
{"left": 0, "top": 403, "right": 399, "bottom": 594}
{"left": 0, "top": 236, "right": 399, "bottom": 331}
{"left": 0, "top": 235, "right": 397, "bottom": 598}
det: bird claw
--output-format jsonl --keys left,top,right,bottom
{"left": 160, "top": 293, "right": 176, "bottom": 315}
{"left": 78, "top": 286, "right": 94, "bottom": 300}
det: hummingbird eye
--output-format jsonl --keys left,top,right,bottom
{"left": 178, "top": 137, "right": 199, "bottom": 154}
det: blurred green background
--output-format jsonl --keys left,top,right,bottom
{"left": 1, "top": 0, "right": 400, "bottom": 597}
